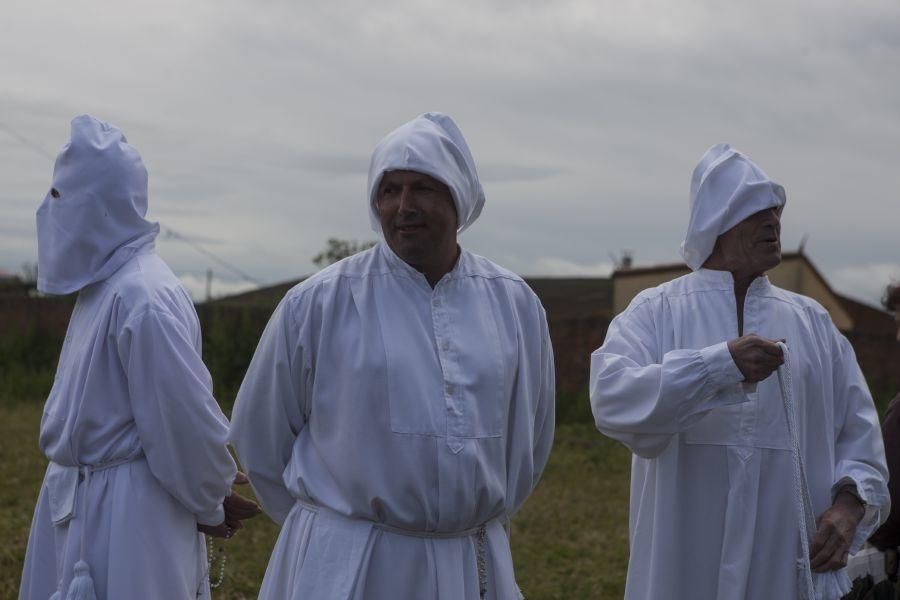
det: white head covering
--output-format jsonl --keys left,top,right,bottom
{"left": 36, "top": 115, "right": 159, "bottom": 295}
{"left": 680, "top": 143, "right": 786, "bottom": 271}
{"left": 367, "top": 112, "right": 485, "bottom": 234}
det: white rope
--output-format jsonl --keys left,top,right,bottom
{"left": 79, "top": 467, "right": 91, "bottom": 563}
{"left": 776, "top": 341, "right": 819, "bottom": 599}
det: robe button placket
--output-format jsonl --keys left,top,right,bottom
{"left": 740, "top": 295, "right": 757, "bottom": 443}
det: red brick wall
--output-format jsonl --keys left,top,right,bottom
{"left": 547, "top": 316, "right": 610, "bottom": 397}
{"left": 3, "top": 296, "right": 894, "bottom": 413}
{"left": 847, "top": 332, "right": 900, "bottom": 402}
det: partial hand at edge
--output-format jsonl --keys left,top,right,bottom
{"left": 197, "top": 471, "right": 262, "bottom": 539}
{"left": 224, "top": 471, "right": 263, "bottom": 528}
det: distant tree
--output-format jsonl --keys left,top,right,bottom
{"left": 313, "top": 238, "right": 377, "bottom": 268}
{"left": 20, "top": 262, "right": 38, "bottom": 284}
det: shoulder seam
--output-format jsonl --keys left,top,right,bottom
{"left": 120, "top": 306, "right": 181, "bottom": 332}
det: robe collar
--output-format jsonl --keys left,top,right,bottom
{"left": 694, "top": 268, "right": 773, "bottom": 296}
{"left": 378, "top": 241, "right": 467, "bottom": 290}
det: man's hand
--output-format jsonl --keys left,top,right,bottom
{"left": 197, "top": 472, "right": 262, "bottom": 539}
{"left": 198, "top": 520, "right": 235, "bottom": 539}
{"left": 223, "top": 471, "right": 262, "bottom": 530}
{"left": 809, "top": 490, "right": 865, "bottom": 572}
{"left": 727, "top": 335, "right": 784, "bottom": 382}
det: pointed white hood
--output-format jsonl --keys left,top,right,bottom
{"left": 36, "top": 115, "right": 159, "bottom": 295}
{"left": 367, "top": 112, "right": 485, "bottom": 234}
{"left": 680, "top": 143, "right": 786, "bottom": 271}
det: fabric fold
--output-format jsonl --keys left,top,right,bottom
{"left": 680, "top": 143, "right": 786, "bottom": 270}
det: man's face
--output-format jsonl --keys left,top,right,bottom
{"left": 713, "top": 206, "right": 783, "bottom": 276}
{"left": 376, "top": 170, "right": 458, "bottom": 271}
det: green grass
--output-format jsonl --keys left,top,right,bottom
{"left": 0, "top": 404, "right": 49, "bottom": 600}
{"left": 0, "top": 402, "right": 631, "bottom": 599}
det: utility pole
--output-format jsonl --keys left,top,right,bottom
{"left": 205, "top": 269, "right": 213, "bottom": 303}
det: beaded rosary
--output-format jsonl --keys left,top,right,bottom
{"left": 205, "top": 535, "right": 227, "bottom": 590}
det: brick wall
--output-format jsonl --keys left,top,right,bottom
{"left": 847, "top": 332, "right": 900, "bottom": 402}
{"left": 2, "top": 291, "right": 894, "bottom": 413}
{"left": 547, "top": 316, "right": 609, "bottom": 397}
{"left": 0, "top": 297, "right": 75, "bottom": 337}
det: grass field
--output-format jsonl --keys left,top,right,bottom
{"left": 0, "top": 401, "right": 632, "bottom": 599}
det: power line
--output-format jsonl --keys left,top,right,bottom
{"left": 0, "top": 120, "right": 262, "bottom": 287}
{"left": 160, "top": 226, "right": 261, "bottom": 285}
{"left": 0, "top": 122, "right": 56, "bottom": 161}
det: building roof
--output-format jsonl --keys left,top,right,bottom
{"left": 837, "top": 294, "right": 895, "bottom": 337}
{"left": 204, "top": 280, "right": 303, "bottom": 308}
{"left": 612, "top": 251, "right": 807, "bottom": 278}
{"left": 612, "top": 251, "right": 896, "bottom": 338}
{"left": 205, "top": 251, "right": 892, "bottom": 337}
{"left": 204, "top": 274, "right": 615, "bottom": 321}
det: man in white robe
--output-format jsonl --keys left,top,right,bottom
{"left": 229, "top": 112, "right": 555, "bottom": 599}
{"left": 590, "top": 143, "right": 888, "bottom": 599}
{"left": 19, "top": 115, "right": 251, "bottom": 599}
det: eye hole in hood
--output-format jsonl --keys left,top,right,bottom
{"left": 35, "top": 115, "right": 160, "bottom": 295}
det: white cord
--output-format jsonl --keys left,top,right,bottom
{"left": 776, "top": 341, "right": 818, "bottom": 599}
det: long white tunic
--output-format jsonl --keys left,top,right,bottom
{"left": 20, "top": 249, "right": 237, "bottom": 599}
{"left": 229, "top": 243, "right": 555, "bottom": 599}
{"left": 590, "top": 268, "right": 888, "bottom": 600}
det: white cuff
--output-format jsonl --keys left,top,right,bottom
{"left": 700, "top": 341, "right": 745, "bottom": 389}
{"left": 195, "top": 504, "right": 225, "bottom": 526}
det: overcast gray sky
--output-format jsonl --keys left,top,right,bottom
{"left": 2, "top": 0, "right": 898, "bottom": 305}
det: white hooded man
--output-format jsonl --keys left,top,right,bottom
{"left": 590, "top": 144, "right": 888, "bottom": 599}
{"left": 229, "top": 112, "right": 555, "bottom": 599}
{"left": 19, "top": 115, "right": 260, "bottom": 600}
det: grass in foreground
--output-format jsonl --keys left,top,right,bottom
{"left": 0, "top": 402, "right": 631, "bottom": 599}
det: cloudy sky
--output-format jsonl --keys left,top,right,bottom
{"left": 2, "top": 0, "right": 898, "bottom": 305}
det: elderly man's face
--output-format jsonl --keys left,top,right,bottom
{"left": 712, "top": 206, "right": 782, "bottom": 277}
{"left": 376, "top": 170, "right": 458, "bottom": 275}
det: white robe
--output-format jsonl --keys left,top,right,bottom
{"left": 229, "top": 243, "right": 555, "bottom": 599}
{"left": 590, "top": 268, "right": 889, "bottom": 600}
{"left": 20, "top": 250, "right": 237, "bottom": 599}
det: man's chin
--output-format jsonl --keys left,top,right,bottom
{"left": 387, "top": 239, "right": 428, "bottom": 267}
{"left": 761, "top": 251, "right": 782, "bottom": 272}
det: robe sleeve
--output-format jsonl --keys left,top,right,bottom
{"left": 117, "top": 308, "right": 236, "bottom": 526}
{"left": 228, "top": 298, "right": 309, "bottom": 525}
{"left": 522, "top": 309, "right": 556, "bottom": 502}
{"left": 828, "top": 328, "right": 890, "bottom": 552}
{"left": 506, "top": 297, "right": 555, "bottom": 518}
{"left": 590, "top": 296, "right": 746, "bottom": 458}
{"left": 532, "top": 306, "right": 556, "bottom": 487}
